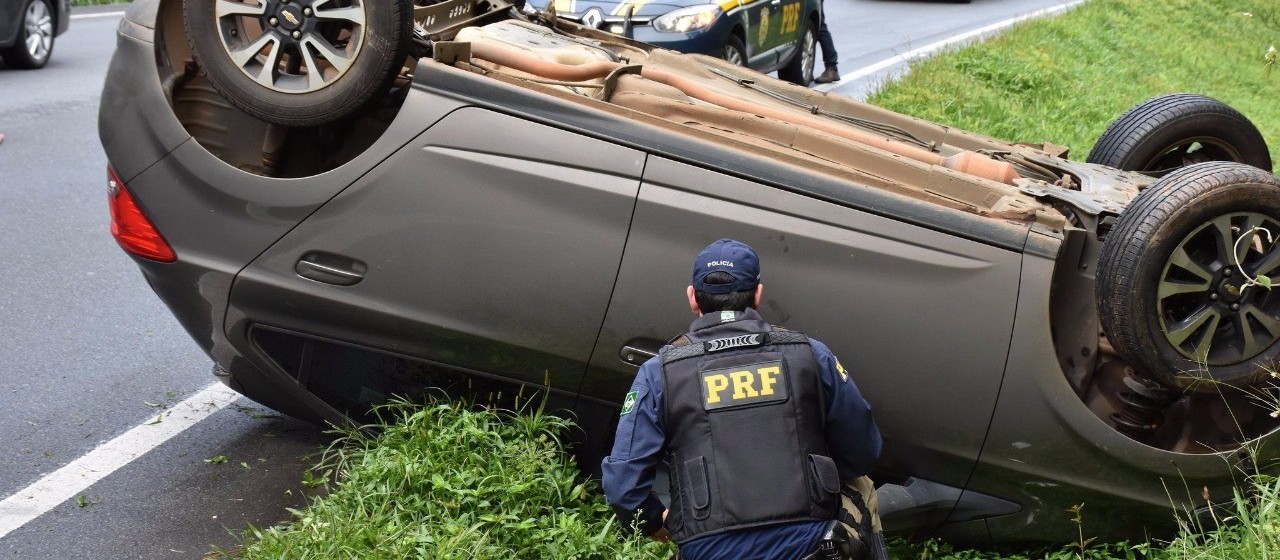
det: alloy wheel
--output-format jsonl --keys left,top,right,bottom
{"left": 800, "top": 28, "right": 814, "bottom": 84}
{"left": 24, "top": 0, "right": 53, "bottom": 62}
{"left": 1157, "top": 212, "right": 1280, "bottom": 365}
{"left": 724, "top": 43, "right": 744, "bottom": 66}
{"left": 214, "top": 0, "right": 367, "bottom": 93}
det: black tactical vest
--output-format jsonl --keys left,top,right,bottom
{"left": 660, "top": 309, "right": 842, "bottom": 544}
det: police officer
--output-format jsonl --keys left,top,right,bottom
{"left": 602, "top": 239, "right": 883, "bottom": 560}
{"left": 813, "top": 5, "right": 840, "bottom": 84}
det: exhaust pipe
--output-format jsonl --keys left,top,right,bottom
{"left": 468, "top": 40, "right": 1021, "bottom": 185}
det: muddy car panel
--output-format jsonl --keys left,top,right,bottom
{"left": 582, "top": 155, "right": 1023, "bottom": 499}
{"left": 227, "top": 108, "right": 644, "bottom": 409}
{"left": 960, "top": 240, "right": 1264, "bottom": 543}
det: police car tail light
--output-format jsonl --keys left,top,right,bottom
{"left": 107, "top": 165, "right": 176, "bottom": 263}
{"left": 652, "top": 5, "right": 721, "bottom": 33}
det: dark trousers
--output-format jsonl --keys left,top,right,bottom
{"left": 817, "top": 4, "right": 837, "bottom": 69}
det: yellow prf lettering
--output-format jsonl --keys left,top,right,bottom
{"left": 757, "top": 366, "right": 780, "bottom": 396}
{"left": 731, "top": 370, "right": 759, "bottom": 399}
{"left": 705, "top": 374, "right": 730, "bottom": 404}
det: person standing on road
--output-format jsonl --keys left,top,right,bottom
{"left": 601, "top": 239, "right": 884, "bottom": 560}
{"left": 814, "top": 4, "right": 840, "bottom": 84}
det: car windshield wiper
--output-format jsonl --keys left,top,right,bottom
{"left": 706, "top": 67, "right": 935, "bottom": 151}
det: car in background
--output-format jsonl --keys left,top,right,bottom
{"left": 99, "top": 0, "right": 1280, "bottom": 546}
{"left": 536, "top": 0, "right": 821, "bottom": 85}
{"left": 0, "top": 0, "right": 69, "bottom": 68}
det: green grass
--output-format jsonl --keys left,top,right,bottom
{"left": 210, "top": 398, "right": 675, "bottom": 559}
{"left": 866, "top": 0, "right": 1280, "bottom": 165}
{"left": 209, "top": 395, "right": 1278, "bottom": 560}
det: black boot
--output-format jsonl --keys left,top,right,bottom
{"left": 815, "top": 67, "right": 840, "bottom": 84}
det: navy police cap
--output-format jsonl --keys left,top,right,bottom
{"left": 692, "top": 239, "right": 760, "bottom": 294}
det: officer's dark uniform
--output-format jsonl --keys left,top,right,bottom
{"left": 603, "top": 307, "right": 881, "bottom": 560}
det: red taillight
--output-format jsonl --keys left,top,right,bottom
{"left": 107, "top": 165, "right": 175, "bottom": 263}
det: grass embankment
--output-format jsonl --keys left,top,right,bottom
{"left": 867, "top": 0, "right": 1280, "bottom": 166}
{"left": 212, "top": 395, "right": 1278, "bottom": 559}
{"left": 213, "top": 0, "right": 1280, "bottom": 558}
{"left": 212, "top": 400, "right": 674, "bottom": 559}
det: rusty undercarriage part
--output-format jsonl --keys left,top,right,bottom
{"left": 463, "top": 32, "right": 1022, "bottom": 186}
{"left": 1077, "top": 357, "right": 1280, "bottom": 453}
{"left": 1110, "top": 376, "right": 1180, "bottom": 442}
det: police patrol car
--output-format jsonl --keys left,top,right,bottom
{"left": 538, "top": 0, "right": 822, "bottom": 85}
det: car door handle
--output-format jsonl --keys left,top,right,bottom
{"left": 619, "top": 344, "right": 659, "bottom": 366}
{"left": 295, "top": 252, "right": 367, "bottom": 286}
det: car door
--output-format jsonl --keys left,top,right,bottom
{"left": 582, "top": 156, "right": 1024, "bottom": 505}
{"left": 225, "top": 108, "right": 644, "bottom": 412}
{"left": 764, "top": 0, "right": 804, "bottom": 67}
{"left": 729, "top": 0, "right": 774, "bottom": 69}
{"left": 1, "top": 0, "right": 21, "bottom": 47}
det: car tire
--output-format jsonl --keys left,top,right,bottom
{"left": 1, "top": 0, "right": 55, "bottom": 70}
{"left": 1097, "top": 162, "right": 1280, "bottom": 391}
{"left": 723, "top": 33, "right": 747, "bottom": 66}
{"left": 778, "top": 22, "right": 815, "bottom": 86}
{"left": 1087, "top": 93, "right": 1272, "bottom": 176}
{"left": 182, "top": 0, "right": 411, "bottom": 127}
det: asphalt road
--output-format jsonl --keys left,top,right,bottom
{"left": 0, "top": 0, "right": 1076, "bottom": 556}
{"left": 0, "top": 9, "right": 329, "bottom": 559}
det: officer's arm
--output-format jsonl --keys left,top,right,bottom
{"left": 601, "top": 359, "right": 668, "bottom": 536}
{"left": 810, "top": 339, "right": 882, "bottom": 478}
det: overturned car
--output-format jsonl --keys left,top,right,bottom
{"left": 100, "top": 0, "right": 1280, "bottom": 544}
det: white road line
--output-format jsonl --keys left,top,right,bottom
{"left": 0, "top": 383, "right": 238, "bottom": 539}
{"left": 70, "top": 11, "right": 125, "bottom": 20}
{"left": 815, "top": 0, "right": 1087, "bottom": 93}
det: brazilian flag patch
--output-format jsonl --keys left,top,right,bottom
{"left": 621, "top": 391, "right": 638, "bottom": 416}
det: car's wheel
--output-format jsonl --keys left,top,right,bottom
{"left": 183, "top": 0, "right": 411, "bottom": 127}
{"left": 1087, "top": 94, "right": 1272, "bottom": 177}
{"left": 723, "top": 33, "right": 747, "bottom": 66}
{"left": 1, "top": 0, "right": 55, "bottom": 69}
{"left": 778, "top": 22, "right": 815, "bottom": 86}
{"left": 1097, "top": 162, "right": 1280, "bottom": 391}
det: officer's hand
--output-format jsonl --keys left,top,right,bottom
{"left": 648, "top": 510, "right": 670, "bottom": 542}
{"left": 650, "top": 528, "right": 671, "bottom": 543}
